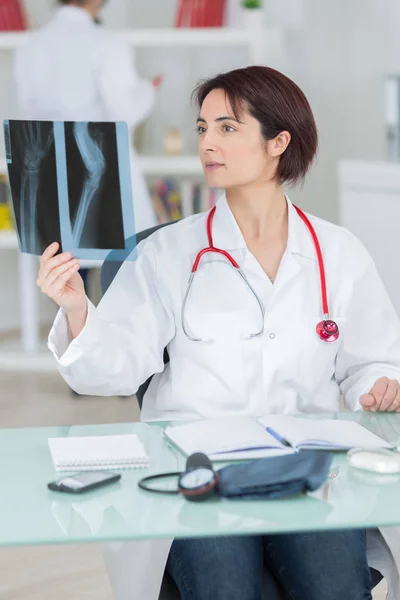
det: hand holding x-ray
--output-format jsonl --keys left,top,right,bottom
{"left": 37, "top": 241, "right": 85, "bottom": 313}
{"left": 37, "top": 240, "right": 88, "bottom": 340}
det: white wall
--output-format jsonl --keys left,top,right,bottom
{"left": 1, "top": 0, "right": 399, "bottom": 333}
{"left": 285, "top": 0, "right": 390, "bottom": 222}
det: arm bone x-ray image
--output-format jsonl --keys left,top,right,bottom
{"left": 4, "top": 119, "right": 137, "bottom": 262}
{"left": 72, "top": 122, "right": 106, "bottom": 247}
{"left": 18, "top": 121, "right": 54, "bottom": 254}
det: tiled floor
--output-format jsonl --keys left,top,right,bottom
{"left": 0, "top": 372, "right": 388, "bottom": 599}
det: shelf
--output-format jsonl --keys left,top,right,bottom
{"left": 0, "top": 27, "right": 267, "bottom": 50}
{"left": 0, "top": 32, "right": 25, "bottom": 49}
{"left": 121, "top": 28, "right": 253, "bottom": 47}
{"left": 0, "top": 155, "right": 203, "bottom": 177}
{"left": 0, "top": 230, "right": 17, "bottom": 249}
{"left": 138, "top": 155, "right": 202, "bottom": 175}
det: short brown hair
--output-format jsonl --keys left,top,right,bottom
{"left": 193, "top": 66, "right": 318, "bottom": 186}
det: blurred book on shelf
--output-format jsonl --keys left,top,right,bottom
{"left": 175, "top": 0, "right": 227, "bottom": 27}
{"left": 151, "top": 179, "right": 182, "bottom": 224}
{"left": 0, "top": 175, "right": 13, "bottom": 230}
{"left": 192, "top": 183, "right": 218, "bottom": 214}
{"left": 0, "top": 0, "right": 27, "bottom": 31}
{"left": 150, "top": 179, "right": 218, "bottom": 223}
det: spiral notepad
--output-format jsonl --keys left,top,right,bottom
{"left": 48, "top": 434, "right": 149, "bottom": 471}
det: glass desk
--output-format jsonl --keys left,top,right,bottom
{"left": 1, "top": 412, "right": 400, "bottom": 547}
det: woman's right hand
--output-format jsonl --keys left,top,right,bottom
{"left": 37, "top": 242, "right": 86, "bottom": 315}
{"left": 152, "top": 74, "right": 163, "bottom": 88}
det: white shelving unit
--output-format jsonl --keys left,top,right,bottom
{"left": 0, "top": 26, "right": 284, "bottom": 370}
{"left": 0, "top": 229, "right": 16, "bottom": 249}
{"left": 0, "top": 154, "right": 202, "bottom": 177}
{"left": 0, "top": 27, "right": 282, "bottom": 64}
{"left": 137, "top": 155, "right": 202, "bottom": 176}
{"left": 0, "top": 28, "right": 254, "bottom": 47}
{"left": 0, "top": 154, "right": 203, "bottom": 177}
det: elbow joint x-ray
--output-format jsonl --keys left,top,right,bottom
{"left": 4, "top": 119, "right": 137, "bottom": 262}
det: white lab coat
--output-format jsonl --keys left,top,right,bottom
{"left": 14, "top": 5, "right": 157, "bottom": 231}
{"left": 48, "top": 195, "right": 400, "bottom": 599}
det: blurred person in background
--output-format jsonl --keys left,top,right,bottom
{"left": 14, "top": 0, "right": 162, "bottom": 290}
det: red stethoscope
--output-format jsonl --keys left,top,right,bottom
{"left": 181, "top": 205, "right": 339, "bottom": 344}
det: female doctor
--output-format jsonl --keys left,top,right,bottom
{"left": 38, "top": 66, "right": 400, "bottom": 599}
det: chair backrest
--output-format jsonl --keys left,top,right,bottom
{"left": 100, "top": 221, "right": 178, "bottom": 294}
{"left": 100, "top": 221, "right": 178, "bottom": 408}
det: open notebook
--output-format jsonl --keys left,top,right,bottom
{"left": 164, "top": 416, "right": 393, "bottom": 461}
{"left": 48, "top": 434, "right": 149, "bottom": 471}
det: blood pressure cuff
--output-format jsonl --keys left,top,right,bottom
{"left": 216, "top": 450, "right": 333, "bottom": 500}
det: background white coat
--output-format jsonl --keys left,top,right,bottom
{"left": 13, "top": 5, "right": 157, "bottom": 232}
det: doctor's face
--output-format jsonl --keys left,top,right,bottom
{"left": 197, "top": 89, "right": 277, "bottom": 189}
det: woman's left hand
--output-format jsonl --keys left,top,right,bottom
{"left": 360, "top": 377, "right": 400, "bottom": 412}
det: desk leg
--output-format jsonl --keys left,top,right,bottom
{"left": 19, "top": 252, "right": 39, "bottom": 352}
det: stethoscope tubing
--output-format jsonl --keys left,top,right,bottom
{"left": 181, "top": 204, "right": 339, "bottom": 343}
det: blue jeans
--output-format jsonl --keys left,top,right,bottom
{"left": 166, "top": 529, "right": 372, "bottom": 600}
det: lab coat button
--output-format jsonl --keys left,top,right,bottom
{"left": 269, "top": 333, "right": 275, "bottom": 339}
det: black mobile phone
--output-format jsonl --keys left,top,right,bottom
{"left": 48, "top": 471, "right": 121, "bottom": 494}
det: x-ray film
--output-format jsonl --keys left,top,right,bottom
{"left": 3, "top": 120, "right": 137, "bottom": 261}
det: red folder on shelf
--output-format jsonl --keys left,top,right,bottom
{"left": 175, "top": 0, "right": 226, "bottom": 28}
{"left": 0, "top": 0, "right": 27, "bottom": 31}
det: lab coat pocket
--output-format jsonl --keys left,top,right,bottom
{"left": 300, "top": 317, "right": 345, "bottom": 391}
{"left": 179, "top": 310, "right": 248, "bottom": 407}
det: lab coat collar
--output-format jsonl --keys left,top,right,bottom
{"left": 54, "top": 6, "right": 95, "bottom": 26}
{"left": 212, "top": 194, "right": 316, "bottom": 260}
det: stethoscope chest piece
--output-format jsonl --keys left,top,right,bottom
{"left": 316, "top": 319, "right": 339, "bottom": 342}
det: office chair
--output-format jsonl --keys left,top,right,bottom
{"left": 100, "top": 221, "right": 175, "bottom": 408}
{"left": 100, "top": 223, "right": 383, "bottom": 600}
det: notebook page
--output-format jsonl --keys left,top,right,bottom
{"left": 164, "top": 417, "right": 288, "bottom": 459}
{"left": 48, "top": 434, "right": 149, "bottom": 471}
{"left": 258, "top": 416, "right": 393, "bottom": 450}
{"left": 207, "top": 448, "right": 293, "bottom": 461}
